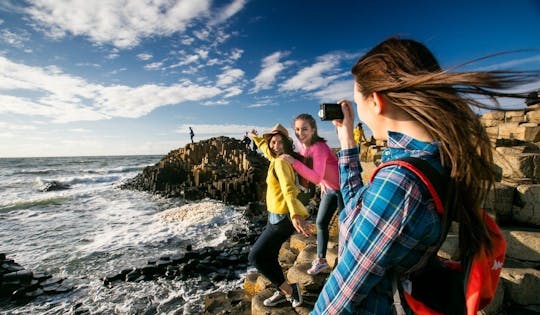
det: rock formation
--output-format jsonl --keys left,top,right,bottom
{"left": 122, "top": 136, "right": 269, "bottom": 205}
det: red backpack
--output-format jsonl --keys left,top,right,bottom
{"left": 370, "top": 157, "right": 507, "bottom": 315}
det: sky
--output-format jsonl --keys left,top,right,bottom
{"left": 0, "top": 0, "right": 539, "bottom": 157}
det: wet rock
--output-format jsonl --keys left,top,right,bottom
{"left": 0, "top": 253, "right": 72, "bottom": 303}
{"left": 40, "top": 180, "right": 70, "bottom": 192}
{"left": 104, "top": 214, "right": 265, "bottom": 287}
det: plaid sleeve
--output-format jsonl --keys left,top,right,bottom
{"left": 311, "top": 165, "right": 427, "bottom": 314}
{"left": 338, "top": 147, "right": 363, "bottom": 204}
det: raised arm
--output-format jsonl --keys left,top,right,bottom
{"left": 250, "top": 133, "right": 274, "bottom": 161}
{"left": 289, "top": 142, "right": 330, "bottom": 185}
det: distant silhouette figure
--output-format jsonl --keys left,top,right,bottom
{"left": 242, "top": 132, "right": 252, "bottom": 150}
{"left": 189, "top": 127, "right": 194, "bottom": 144}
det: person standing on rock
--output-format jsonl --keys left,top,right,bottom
{"left": 281, "top": 113, "right": 343, "bottom": 275}
{"left": 248, "top": 123, "right": 312, "bottom": 308}
{"left": 353, "top": 122, "right": 367, "bottom": 146}
{"left": 189, "top": 127, "right": 195, "bottom": 144}
{"left": 311, "top": 37, "right": 539, "bottom": 314}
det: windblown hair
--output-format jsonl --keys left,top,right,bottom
{"left": 294, "top": 113, "right": 326, "bottom": 146}
{"left": 352, "top": 37, "right": 539, "bottom": 258}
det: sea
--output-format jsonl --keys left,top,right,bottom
{"left": 0, "top": 155, "right": 250, "bottom": 314}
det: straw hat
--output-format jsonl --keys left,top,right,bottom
{"left": 263, "top": 123, "right": 289, "bottom": 141}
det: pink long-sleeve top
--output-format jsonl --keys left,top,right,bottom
{"left": 292, "top": 141, "right": 340, "bottom": 191}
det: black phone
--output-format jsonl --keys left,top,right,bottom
{"left": 318, "top": 103, "right": 343, "bottom": 120}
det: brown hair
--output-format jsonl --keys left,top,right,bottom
{"left": 352, "top": 37, "right": 539, "bottom": 257}
{"left": 267, "top": 133, "right": 303, "bottom": 160}
{"left": 294, "top": 113, "right": 326, "bottom": 146}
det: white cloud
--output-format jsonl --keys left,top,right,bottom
{"left": 0, "top": 28, "right": 31, "bottom": 49}
{"left": 280, "top": 54, "right": 341, "bottom": 92}
{"left": 251, "top": 51, "right": 289, "bottom": 93}
{"left": 24, "top": 0, "right": 212, "bottom": 48}
{"left": 209, "top": 0, "right": 247, "bottom": 26}
{"left": 217, "top": 68, "right": 244, "bottom": 86}
{"left": 194, "top": 29, "right": 210, "bottom": 41}
{"left": 196, "top": 49, "right": 209, "bottom": 59}
{"left": 223, "top": 86, "right": 242, "bottom": 98}
{"left": 313, "top": 79, "right": 354, "bottom": 103}
{"left": 136, "top": 53, "right": 153, "bottom": 61}
{"left": 0, "top": 56, "right": 222, "bottom": 122}
{"left": 202, "top": 99, "right": 230, "bottom": 106}
{"left": 230, "top": 48, "right": 243, "bottom": 60}
{"left": 170, "top": 54, "right": 200, "bottom": 68}
{"left": 144, "top": 62, "right": 163, "bottom": 70}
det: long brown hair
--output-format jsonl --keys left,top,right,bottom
{"left": 352, "top": 37, "right": 539, "bottom": 257}
{"left": 294, "top": 113, "right": 326, "bottom": 146}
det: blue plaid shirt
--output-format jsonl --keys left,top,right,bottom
{"left": 311, "top": 132, "right": 444, "bottom": 315}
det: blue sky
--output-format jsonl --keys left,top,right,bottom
{"left": 0, "top": 0, "right": 539, "bottom": 157}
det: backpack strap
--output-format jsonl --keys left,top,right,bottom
{"left": 372, "top": 157, "right": 451, "bottom": 314}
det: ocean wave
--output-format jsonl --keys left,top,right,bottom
{"left": 34, "top": 175, "right": 121, "bottom": 190}
{"left": 0, "top": 195, "right": 71, "bottom": 212}
{"left": 106, "top": 165, "right": 147, "bottom": 174}
{"left": 13, "top": 168, "right": 57, "bottom": 175}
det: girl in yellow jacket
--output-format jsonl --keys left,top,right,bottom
{"left": 248, "top": 123, "right": 312, "bottom": 309}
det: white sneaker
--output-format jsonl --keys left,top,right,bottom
{"left": 307, "top": 258, "right": 329, "bottom": 275}
{"left": 286, "top": 283, "right": 303, "bottom": 307}
{"left": 263, "top": 290, "right": 287, "bottom": 307}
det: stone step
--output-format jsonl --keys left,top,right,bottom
{"left": 245, "top": 227, "right": 540, "bottom": 315}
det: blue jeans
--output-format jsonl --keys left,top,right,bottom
{"left": 248, "top": 216, "right": 295, "bottom": 289}
{"left": 315, "top": 188, "right": 344, "bottom": 258}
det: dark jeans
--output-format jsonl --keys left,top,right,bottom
{"left": 316, "top": 188, "right": 344, "bottom": 258}
{"left": 248, "top": 217, "right": 295, "bottom": 289}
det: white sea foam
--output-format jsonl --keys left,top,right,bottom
{"left": 159, "top": 199, "right": 233, "bottom": 226}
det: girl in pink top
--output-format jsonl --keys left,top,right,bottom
{"left": 282, "top": 113, "right": 344, "bottom": 275}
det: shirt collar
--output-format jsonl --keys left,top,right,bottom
{"left": 382, "top": 131, "right": 439, "bottom": 163}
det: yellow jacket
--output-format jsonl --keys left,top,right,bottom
{"left": 253, "top": 135, "right": 308, "bottom": 219}
{"left": 354, "top": 127, "right": 364, "bottom": 145}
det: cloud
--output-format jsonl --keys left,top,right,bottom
{"left": 280, "top": 54, "right": 343, "bottom": 92}
{"left": 137, "top": 53, "right": 153, "bottom": 61}
{"left": 0, "top": 56, "right": 222, "bottom": 122}
{"left": 170, "top": 54, "right": 200, "bottom": 68}
{"left": 313, "top": 79, "right": 354, "bottom": 102}
{"left": 223, "top": 86, "right": 242, "bottom": 98}
{"left": 202, "top": 100, "right": 230, "bottom": 106}
{"left": 217, "top": 68, "right": 245, "bottom": 86}
{"left": 251, "top": 51, "right": 289, "bottom": 93}
{"left": 209, "top": 0, "right": 247, "bottom": 26}
{"left": 144, "top": 62, "right": 164, "bottom": 71}
{"left": 0, "top": 28, "right": 31, "bottom": 50}
{"left": 24, "top": 0, "right": 212, "bottom": 48}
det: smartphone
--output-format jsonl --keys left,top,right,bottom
{"left": 318, "top": 103, "right": 343, "bottom": 121}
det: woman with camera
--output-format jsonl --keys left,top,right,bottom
{"left": 247, "top": 124, "right": 312, "bottom": 308}
{"left": 310, "top": 37, "right": 538, "bottom": 314}
{"left": 281, "top": 113, "right": 343, "bottom": 275}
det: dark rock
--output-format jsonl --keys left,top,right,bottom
{"left": 121, "top": 136, "right": 268, "bottom": 206}
{"left": 40, "top": 181, "right": 70, "bottom": 192}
